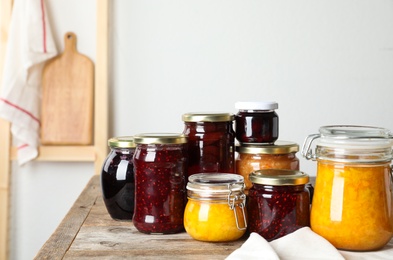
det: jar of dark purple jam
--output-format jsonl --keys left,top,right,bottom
{"left": 101, "top": 136, "right": 136, "bottom": 220}
{"left": 247, "top": 169, "right": 310, "bottom": 241}
{"left": 235, "top": 101, "right": 278, "bottom": 144}
{"left": 133, "top": 133, "right": 188, "bottom": 234}
{"left": 182, "top": 112, "right": 235, "bottom": 178}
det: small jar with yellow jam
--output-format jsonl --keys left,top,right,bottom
{"left": 184, "top": 173, "right": 247, "bottom": 242}
{"left": 302, "top": 125, "right": 393, "bottom": 251}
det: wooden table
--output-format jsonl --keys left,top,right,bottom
{"left": 34, "top": 175, "right": 245, "bottom": 259}
{"left": 35, "top": 175, "right": 393, "bottom": 260}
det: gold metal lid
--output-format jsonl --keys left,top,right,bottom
{"left": 133, "top": 133, "right": 187, "bottom": 144}
{"left": 182, "top": 112, "right": 235, "bottom": 122}
{"left": 108, "top": 136, "right": 136, "bottom": 148}
{"left": 236, "top": 141, "right": 299, "bottom": 154}
{"left": 249, "top": 169, "right": 309, "bottom": 186}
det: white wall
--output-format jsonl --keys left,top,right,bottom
{"left": 9, "top": 0, "right": 393, "bottom": 259}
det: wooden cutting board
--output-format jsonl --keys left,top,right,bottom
{"left": 41, "top": 32, "right": 94, "bottom": 145}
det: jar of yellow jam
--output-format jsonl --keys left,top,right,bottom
{"left": 302, "top": 125, "right": 393, "bottom": 251}
{"left": 184, "top": 173, "right": 247, "bottom": 242}
{"left": 236, "top": 141, "right": 300, "bottom": 192}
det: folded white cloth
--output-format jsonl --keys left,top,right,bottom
{"left": 0, "top": 0, "right": 57, "bottom": 165}
{"left": 226, "top": 232, "right": 279, "bottom": 260}
{"left": 270, "top": 227, "right": 344, "bottom": 260}
{"left": 227, "top": 227, "right": 344, "bottom": 260}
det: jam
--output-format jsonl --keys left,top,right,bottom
{"left": 312, "top": 162, "right": 393, "bottom": 251}
{"left": 235, "top": 141, "right": 300, "bottom": 192}
{"left": 247, "top": 169, "right": 310, "bottom": 241}
{"left": 133, "top": 133, "right": 188, "bottom": 234}
{"left": 303, "top": 125, "right": 393, "bottom": 251}
{"left": 184, "top": 173, "right": 247, "bottom": 242}
{"left": 182, "top": 112, "right": 235, "bottom": 177}
{"left": 235, "top": 101, "right": 278, "bottom": 144}
{"left": 101, "top": 136, "right": 135, "bottom": 220}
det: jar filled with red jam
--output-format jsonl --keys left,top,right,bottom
{"left": 235, "top": 101, "right": 278, "bottom": 144}
{"left": 182, "top": 112, "right": 235, "bottom": 177}
{"left": 235, "top": 141, "right": 300, "bottom": 193}
{"left": 133, "top": 133, "right": 188, "bottom": 234}
{"left": 101, "top": 136, "right": 136, "bottom": 220}
{"left": 247, "top": 169, "right": 310, "bottom": 241}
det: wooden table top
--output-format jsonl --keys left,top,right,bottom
{"left": 34, "top": 175, "right": 245, "bottom": 259}
{"left": 35, "top": 175, "right": 393, "bottom": 260}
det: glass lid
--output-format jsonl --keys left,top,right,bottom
{"left": 319, "top": 125, "right": 392, "bottom": 139}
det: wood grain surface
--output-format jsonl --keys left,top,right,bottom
{"left": 41, "top": 32, "right": 94, "bottom": 145}
{"left": 34, "top": 175, "right": 245, "bottom": 260}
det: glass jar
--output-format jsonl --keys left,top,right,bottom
{"left": 101, "top": 136, "right": 136, "bottom": 220}
{"left": 133, "top": 133, "right": 188, "bottom": 234}
{"left": 235, "top": 141, "right": 300, "bottom": 192}
{"left": 182, "top": 112, "right": 235, "bottom": 177}
{"left": 247, "top": 169, "right": 310, "bottom": 241}
{"left": 302, "top": 125, "right": 393, "bottom": 251}
{"left": 235, "top": 101, "right": 278, "bottom": 144}
{"left": 184, "top": 173, "right": 247, "bottom": 242}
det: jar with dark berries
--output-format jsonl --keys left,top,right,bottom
{"left": 182, "top": 112, "right": 235, "bottom": 178}
{"left": 247, "top": 169, "right": 310, "bottom": 241}
{"left": 235, "top": 101, "right": 278, "bottom": 144}
{"left": 101, "top": 136, "right": 136, "bottom": 220}
{"left": 133, "top": 133, "right": 188, "bottom": 234}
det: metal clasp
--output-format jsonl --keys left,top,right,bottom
{"left": 301, "top": 134, "right": 320, "bottom": 160}
{"left": 227, "top": 183, "right": 247, "bottom": 230}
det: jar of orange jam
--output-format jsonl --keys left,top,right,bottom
{"left": 184, "top": 173, "right": 247, "bottom": 242}
{"left": 236, "top": 141, "right": 300, "bottom": 192}
{"left": 302, "top": 125, "right": 393, "bottom": 251}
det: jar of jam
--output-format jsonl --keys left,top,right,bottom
{"left": 235, "top": 101, "right": 278, "bottom": 144}
{"left": 184, "top": 173, "right": 247, "bottom": 242}
{"left": 235, "top": 141, "right": 300, "bottom": 192}
{"left": 133, "top": 133, "right": 188, "bottom": 234}
{"left": 302, "top": 125, "right": 393, "bottom": 251}
{"left": 247, "top": 169, "right": 310, "bottom": 241}
{"left": 182, "top": 112, "right": 235, "bottom": 177}
{"left": 101, "top": 136, "right": 136, "bottom": 220}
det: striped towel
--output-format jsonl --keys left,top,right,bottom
{"left": 0, "top": 0, "right": 57, "bottom": 165}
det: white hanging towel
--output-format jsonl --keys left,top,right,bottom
{"left": 0, "top": 0, "right": 57, "bottom": 165}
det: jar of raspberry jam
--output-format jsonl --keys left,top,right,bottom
{"left": 235, "top": 141, "right": 300, "bottom": 193}
{"left": 133, "top": 133, "right": 188, "bottom": 234}
{"left": 247, "top": 169, "right": 310, "bottom": 241}
{"left": 182, "top": 112, "right": 235, "bottom": 177}
{"left": 235, "top": 101, "right": 278, "bottom": 144}
{"left": 101, "top": 136, "right": 136, "bottom": 220}
{"left": 184, "top": 173, "right": 247, "bottom": 242}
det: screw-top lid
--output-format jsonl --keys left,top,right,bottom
{"left": 235, "top": 101, "right": 278, "bottom": 110}
{"left": 236, "top": 141, "right": 298, "bottom": 154}
{"left": 249, "top": 169, "right": 309, "bottom": 186}
{"left": 182, "top": 112, "right": 235, "bottom": 122}
{"left": 133, "top": 133, "right": 187, "bottom": 144}
{"left": 108, "top": 136, "right": 136, "bottom": 148}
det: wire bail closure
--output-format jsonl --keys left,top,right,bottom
{"left": 301, "top": 133, "right": 320, "bottom": 160}
{"left": 227, "top": 183, "right": 247, "bottom": 230}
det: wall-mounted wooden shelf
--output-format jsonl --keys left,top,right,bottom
{"left": 10, "top": 146, "right": 97, "bottom": 162}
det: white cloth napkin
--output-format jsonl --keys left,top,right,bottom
{"left": 0, "top": 0, "right": 57, "bottom": 165}
{"left": 226, "top": 227, "right": 345, "bottom": 260}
